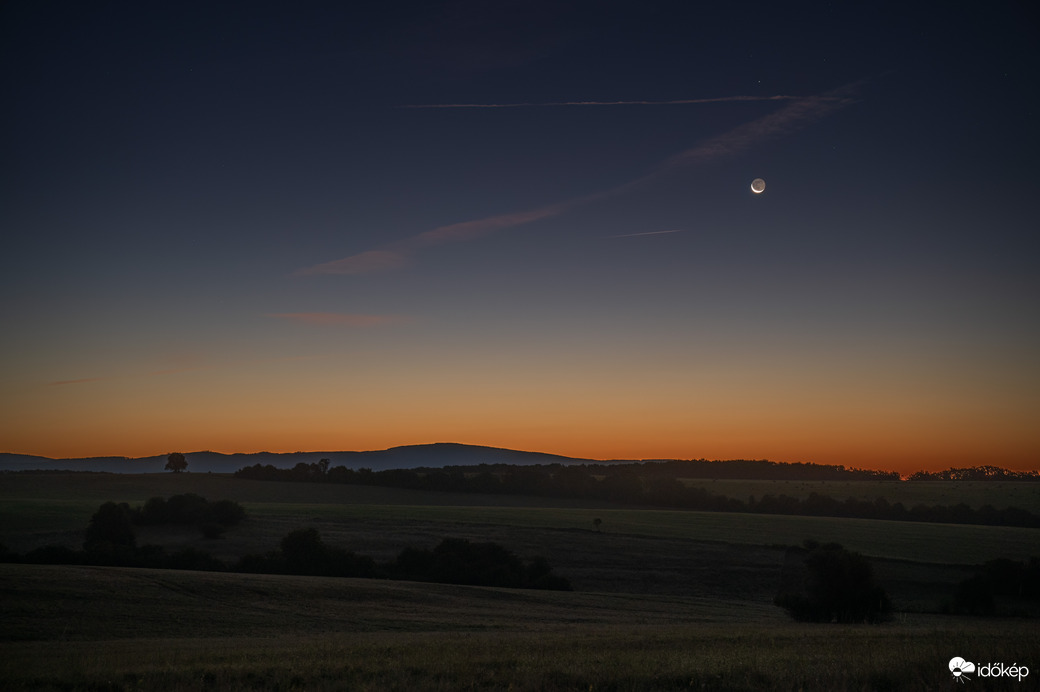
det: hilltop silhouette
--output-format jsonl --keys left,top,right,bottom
{"left": 3, "top": 443, "right": 1036, "bottom": 480}
{"left": 0, "top": 443, "right": 589, "bottom": 473}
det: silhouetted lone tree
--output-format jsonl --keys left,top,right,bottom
{"left": 775, "top": 540, "right": 891, "bottom": 623}
{"left": 165, "top": 452, "right": 188, "bottom": 473}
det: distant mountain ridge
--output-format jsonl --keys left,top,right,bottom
{"left": 0, "top": 443, "right": 601, "bottom": 474}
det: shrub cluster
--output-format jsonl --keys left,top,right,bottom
{"left": 237, "top": 530, "right": 570, "bottom": 590}
{"left": 952, "top": 557, "right": 1040, "bottom": 615}
{"left": 235, "top": 463, "right": 1040, "bottom": 528}
{"left": 236, "top": 527, "right": 377, "bottom": 578}
{"left": 2, "top": 500, "right": 570, "bottom": 592}
{"left": 388, "top": 537, "right": 572, "bottom": 590}
{"left": 28, "top": 496, "right": 247, "bottom": 568}
{"left": 774, "top": 540, "right": 892, "bottom": 623}
{"left": 133, "top": 493, "right": 246, "bottom": 538}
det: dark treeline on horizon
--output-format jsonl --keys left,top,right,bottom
{"left": 907, "top": 465, "right": 1040, "bottom": 481}
{"left": 234, "top": 461, "right": 1040, "bottom": 529}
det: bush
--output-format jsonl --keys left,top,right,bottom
{"left": 84, "top": 502, "right": 136, "bottom": 552}
{"left": 133, "top": 495, "right": 246, "bottom": 537}
{"left": 953, "top": 574, "right": 995, "bottom": 614}
{"left": 391, "top": 538, "right": 571, "bottom": 590}
{"left": 138, "top": 496, "right": 170, "bottom": 524}
{"left": 205, "top": 499, "right": 246, "bottom": 527}
{"left": 200, "top": 523, "right": 226, "bottom": 539}
{"left": 775, "top": 540, "right": 891, "bottom": 623}
{"left": 241, "top": 528, "right": 375, "bottom": 578}
{"left": 165, "top": 493, "right": 209, "bottom": 524}
{"left": 429, "top": 537, "right": 527, "bottom": 587}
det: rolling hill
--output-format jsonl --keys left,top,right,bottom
{"left": 0, "top": 442, "right": 599, "bottom": 473}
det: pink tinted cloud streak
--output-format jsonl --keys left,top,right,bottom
{"left": 299, "top": 84, "right": 859, "bottom": 276}
{"left": 662, "top": 90, "right": 857, "bottom": 170}
{"left": 295, "top": 250, "right": 410, "bottom": 276}
{"left": 49, "top": 377, "right": 110, "bottom": 386}
{"left": 268, "top": 312, "right": 401, "bottom": 327}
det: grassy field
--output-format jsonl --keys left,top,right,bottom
{"left": 678, "top": 477, "right": 1040, "bottom": 513}
{"left": 1, "top": 473, "right": 1037, "bottom": 565}
{"left": 2, "top": 563, "right": 1036, "bottom": 691}
{"left": 4, "top": 472, "right": 1038, "bottom": 511}
{"left": 2, "top": 473, "right": 1038, "bottom": 690}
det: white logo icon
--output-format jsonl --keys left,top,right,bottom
{"left": 950, "top": 657, "right": 975, "bottom": 683}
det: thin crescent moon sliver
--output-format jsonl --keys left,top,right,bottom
{"left": 751, "top": 178, "right": 766, "bottom": 193}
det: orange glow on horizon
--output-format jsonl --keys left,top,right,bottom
{"left": 4, "top": 424, "right": 1037, "bottom": 476}
{"left": 4, "top": 338, "right": 1037, "bottom": 476}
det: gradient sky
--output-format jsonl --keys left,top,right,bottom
{"left": 2, "top": 1, "right": 1038, "bottom": 473}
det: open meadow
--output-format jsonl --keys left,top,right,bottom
{"left": 676, "top": 477, "right": 1040, "bottom": 514}
{"left": 2, "top": 473, "right": 1038, "bottom": 690}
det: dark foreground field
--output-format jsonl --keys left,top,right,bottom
{"left": 1, "top": 473, "right": 1038, "bottom": 690}
{"left": 3, "top": 563, "right": 1036, "bottom": 691}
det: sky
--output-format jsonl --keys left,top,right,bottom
{"left": 2, "top": 1, "right": 1038, "bottom": 473}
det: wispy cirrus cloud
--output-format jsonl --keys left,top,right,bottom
{"left": 49, "top": 377, "right": 111, "bottom": 386}
{"left": 294, "top": 202, "right": 577, "bottom": 277}
{"left": 298, "top": 84, "right": 859, "bottom": 276}
{"left": 296, "top": 250, "right": 410, "bottom": 277}
{"left": 660, "top": 89, "right": 857, "bottom": 171}
{"left": 410, "top": 200, "right": 574, "bottom": 247}
{"left": 268, "top": 312, "right": 401, "bottom": 327}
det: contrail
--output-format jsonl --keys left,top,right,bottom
{"left": 405, "top": 95, "right": 807, "bottom": 109}
{"left": 300, "top": 83, "right": 860, "bottom": 276}
{"left": 609, "top": 229, "right": 684, "bottom": 238}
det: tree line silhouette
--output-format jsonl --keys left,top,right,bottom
{"left": 7, "top": 498, "right": 235, "bottom": 572}
{"left": 907, "top": 465, "right": 1039, "bottom": 481}
{"left": 237, "top": 528, "right": 570, "bottom": 590}
{"left": 0, "top": 497, "right": 570, "bottom": 591}
{"left": 233, "top": 461, "right": 1040, "bottom": 528}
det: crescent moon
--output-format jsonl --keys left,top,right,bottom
{"left": 751, "top": 178, "right": 766, "bottom": 194}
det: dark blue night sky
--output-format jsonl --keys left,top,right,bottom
{"left": 2, "top": 1, "right": 1037, "bottom": 472}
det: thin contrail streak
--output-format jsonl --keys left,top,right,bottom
{"left": 299, "top": 83, "right": 860, "bottom": 276}
{"left": 405, "top": 95, "right": 809, "bottom": 109}
{"left": 609, "top": 229, "right": 684, "bottom": 238}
